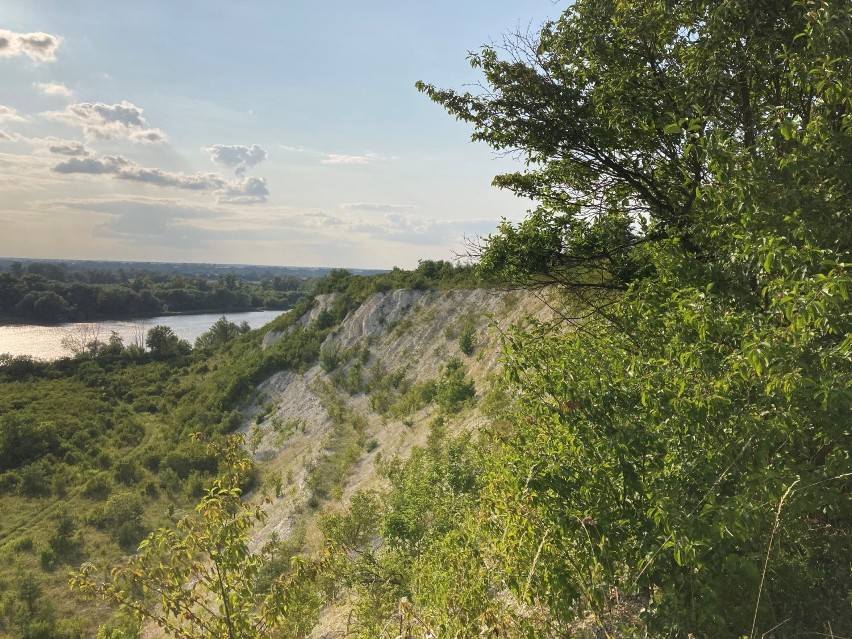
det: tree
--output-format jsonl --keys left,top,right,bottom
{"left": 146, "top": 325, "right": 190, "bottom": 360}
{"left": 194, "top": 317, "right": 248, "bottom": 353}
{"left": 418, "top": 0, "right": 850, "bottom": 317}
{"left": 71, "top": 438, "right": 326, "bottom": 639}
{"left": 400, "top": 0, "right": 851, "bottom": 636}
{"left": 60, "top": 323, "right": 103, "bottom": 357}
{"left": 30, "top": 290, "right": 74, "bottom": 322}
{"left": 458, "top": 321, "right": 476, "bottom": 356}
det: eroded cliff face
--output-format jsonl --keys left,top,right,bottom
{"left": 260, "top": 293, "right": 341, "bottom": 349}
{"left": 242, "top": 288, "right": 554, "bottom": 555}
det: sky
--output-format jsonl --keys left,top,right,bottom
{"left": 0, "top": 1, "right": 563, "bottom": 269}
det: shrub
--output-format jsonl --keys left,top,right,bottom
{"left": 435, "top": 359, "right": 475, "bottom": 413}
{"left": 114, "top": 459, "right": 141, "bottom": 485}
{"left": 19, "top": 461, "right": 53, "bottom": 497}
{"left": 319, "top": 344, "right": 341, "bottom": 372}
{"left": 458, "top": 321, "right": 476, "bottom": 355}
{"left": 82, "top": 471, "right": 113, "bottom": 500}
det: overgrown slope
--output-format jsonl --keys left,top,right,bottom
{"left": 241, "top": 287, "right": 554, "bottom": 555}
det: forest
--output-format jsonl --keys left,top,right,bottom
{"left": 1, "top": 0, "right": 850, "bottom": 637}
{"left": 0, "top": 262, "right": 313, "bottom": 323}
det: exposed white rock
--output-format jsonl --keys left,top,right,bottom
{"left": 243, "top": 287, "right": 556, "bottom": 569}
{"left": 324, "top": 289, "right": 427, "bottom": 349}
{"left": 261, "top": 293, "right": 341, "bottom": 349}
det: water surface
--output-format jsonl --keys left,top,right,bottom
{"left": 0, "top": 310, "right": 285, "bottom": 361}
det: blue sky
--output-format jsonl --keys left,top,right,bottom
{"left": 0, "top": 1, "right": 562, "bottom": 268}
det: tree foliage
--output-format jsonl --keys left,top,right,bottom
{"left": 71, "top": 438, "right": 325, "bottom": 639}
{"left": 380, "top": 0, "right": 852, "bottom": 636}
{"left": 0, "top": 264, "right": 311, "bottom": 324}
{"left": 418, "top": 0, "right": 850, "bottom": 313}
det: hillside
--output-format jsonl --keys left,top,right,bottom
{"left": 14, "top": 0, "right": 849, "bottom": 633}
{"left": 242, "top": 287, "right": 554, "bottom": 561}
{"left": 97, "top": 285, "right": 555, "bottom": 639}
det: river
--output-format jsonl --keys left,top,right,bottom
{"left": 0, "top": 310, "right": 286, "bottom": 361}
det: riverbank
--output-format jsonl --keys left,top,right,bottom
{"left": 0, "top": 306, "right": 293, "bottom": 327}
{"left": 0, "top": 309, "right": 287, "bottom": 361}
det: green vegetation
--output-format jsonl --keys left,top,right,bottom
{"left": 0, "top": 261, "right": 477, "bottom": 637}
{"left": 379, "top": 0, "right": 849, "bottom": 635}
{"left": 244, "top": 0, "right": 851, "bottom": 636}
{"left": 0, "top": 306, "right": 327, "bottom": 636}
{"left": 312, "top": 260, "right": 476, "bottom": 301}
{"left": 457, "top": 320, "right": 476, "bottom": 356}
{"left": 5, "top": 0, "right": 851, "bottom": 636}
{"left": 0, "top": 262, "right": 312, "bottom": 323}
{"left": 72, "top": 439, "right": 325, "bottom": 639}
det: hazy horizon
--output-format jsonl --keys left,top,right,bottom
{"left": 0, "top": 255, "right": 387, "bottom": 273}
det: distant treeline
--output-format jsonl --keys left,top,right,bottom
{"left": 0, "top": 258, "right": 386, "bottom": 282}
{"left": 0, "top": 261, "right": 316, "bottom": 323}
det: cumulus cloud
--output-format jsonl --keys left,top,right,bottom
{"left": 35, "top": 82, "right": 72, "bottom": 98}
{"left": 0, "top": 105, "right": 26, "bottom": 122}
{"left": 50, "top": 152, "right": 267, "bottom": 204}
{"left": 0, "top": 30, "right": 60, "bottom": 62}
{"left": 300, "top": 211, "right": 345, "bottom": 227}
{"left": 46, "top": 139, "right": 89, "bottom": 156}
{"left": 45, "top": 101, "right": 167, "bottom": 142}
{"left": 218, "top": 177, "right": 269, "bottom": 204}
{"left": 129, "top": 129, "right": 167, "bottom": 144}
{"left": 118, "top": 167, "right": 227, "bottom": 191}
{"left": 51, "top": 155, "right": 128, "bottom": 175}
{"left": 340, "top": 202, "right": 416, "bottom": 213}
{"left": 207, "top": 144, "right": 267, "bottom": 177}
{"left": 53, "top": 154, "right": 223, "bottom": 187}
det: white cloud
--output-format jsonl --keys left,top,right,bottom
{"left": 322, "top": 152, "right": 380, "bottom": 165}
{"left": 321, "top": 211, "right": 501, "bottom": 246}
{"left": 218, "top": 177, "right": 269, "bottom": 204}
{"left": 300, "top": 211, "right": 345, "bottom": 227}
{"left": 50, "top": 152, "right": 268, "bottom": 204}
{"left": 57, "top": 198, "right": 226, "bottom": 249}
{"left": 207, "top": 144, "right": 267, "bottom": 177}
{"left": 128, "top": 128, "right": 167, "bottom": 144}
{"left": 35, "top": 82, "right": 72, "bottom": 98}
{"left": 0, "top": 131, "right": 13, "bottom": 141}
{"left": 47, "top": 140, "right": 90, "bottom": 156}
{"left": 52, "top": 197, "right": 291, "bottom": 250}
{"left": 0, "top": 30, "right": 60, "bottom": 62}
{"left": 53, "top": 154, "right": 223, "bottom": 188}
{"left": 51, "top": 155, "right": 129, "bottom": 175}
{"left": 45, "top": 101, "right": 168, "bottom": 142}
{"left": 117, "top": 167, "right": 227, "bottom": 191}
{"left": 277, "top": 146, "right": 393, "bottom": 167}
{"left": 0, "top": 105, "right": 26, "bottom": 122}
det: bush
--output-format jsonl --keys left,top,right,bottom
{"left": 458, "top": 321, "right": 476, "bottom": 355}
{"left": 114, "top": 418, "right": 145, "bottom": 447}
{"left": 82, "top": 471, "right": 113, "bottom": 500}
{"left": 435, "top": 359, "right": 475, "bottom": 413}
{"left": 319, "top": 344, "right": 341, "bottom": 372}
{"left": 114, "top": 459, "right": 141, "bottom": 485}
{"left": 39, "top": 547, "right": 57, "bottom": 571}
{"left": 19, "top": 460, "right": 53, "bottom": 497}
